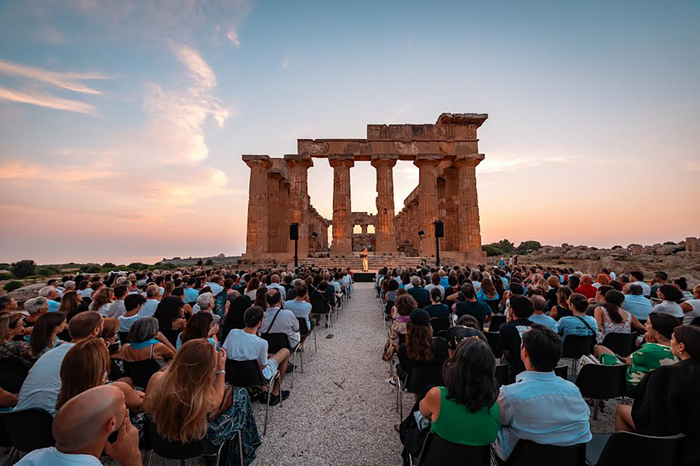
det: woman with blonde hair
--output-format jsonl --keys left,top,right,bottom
{"left": 56, "top": 338, "right": 144, "bottom": 412}
{"left": 144, "top": 339, "right": 260, "bottom": 465}
{"left": 90, "top": 287, "right": 113, "bottom": 316}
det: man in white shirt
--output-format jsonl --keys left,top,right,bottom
{"left": 223, "top": 306, "right": 291, "bottom": 405}
{"left": 137, "top": 284, "right": 161, "bottom": 317}
{"left": 17, "top": 385, "right": 141, "bottom": 466}
{"left": 260, "top": 289, "right": 299, "bottom": 348}
{"left": 630, "top": 271, "right": 651, "bottom": 297}
{"left": 102, "top": 285, "right": 127, "bottom": 318}
{"left": 15, "top": 312, "right": 104, "bottom": 416}
{"left": 267, "top": 274, "right": 286, "bottom": 301}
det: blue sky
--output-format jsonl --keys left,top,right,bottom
{"left": 0, "top": 1, "right": 699, "bottom": 264}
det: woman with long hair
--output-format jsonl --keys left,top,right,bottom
{"left": 653, "top": 284, "right": 684, "bottom": 318}
{"left": 549, "top": 286, "right": 573, "bottom": 320}
{"left": 144, "top": 340, "right": 261, "bottom": 465}
{"left": 245, "top": 277, "right": 260, "bottom": 300}
{"left": 29, "top": 312, "right": 67, "bottom": 359}
{"left": 90, "top": 287, "right": 113, "bottom": 316}
{"left": 383, "top": 294, "right": 417, "bottom": 361}
{"left": 177, "top": 312, "right": 218, "bottom": 349}
{"left": 56, "top": 338, "right": 144, "bottom": 412}
{"left": 59, "top": 290, "right": 83, "bottom": 322}
{"left": 594, "top": 289, "right": 645, "bottom": 343}
{"left": 0, "top": 314, "right": 31, "bottom": 367}
{"left": 153, "top": 296, "right": 186, "bottom": 346}
{"left": 418, "top": 337, "right": 499, "bottom": 446}
{"left": 476, "top": 278, "right": 500, "bottom": 313}
{"left": 253, "top": 287, "right": 267, "bottom": 309}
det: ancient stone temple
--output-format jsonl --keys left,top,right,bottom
{"left": 241, "top": 113, "right": 488, "bottom": 265}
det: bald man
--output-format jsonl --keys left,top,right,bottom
{"left": 17, "top": 385, "right": 141, "bottom": 465}
{"left": 15, "top": 312, "right": 104, "bottom": 415}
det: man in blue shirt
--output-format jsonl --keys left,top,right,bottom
{"left": 494, "top": 325, "right": 592, "bottom": 461}
{"left": 622, "top": 283, "right": 653, "bottom": 321}
{"left": 184, "top": 278, "right": 199, "bottom": 304}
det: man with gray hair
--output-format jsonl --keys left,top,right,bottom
{"left": 62, "top": 280, "right": 76, "bottom": 292}
{"left": 268, "top": 274, "right": 286, "bottom": 301}
{"left": 408, "top": 275, "right": 430, "bottom": 308}
{"left": 137, "top": 284, "right": 160, "bottom": 317}
{"left": 621, "top": 283, "right": 653, "bottom": 321}
{"left": 193, "top": 292, "right": 220, "bottom": 324}
{"left": 23, "top": 297, "right": 49, "bottom": 327}
{"left": 38, "top": 286, "right": 60, "bottom": 312}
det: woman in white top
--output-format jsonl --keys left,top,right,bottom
{"left": 653, "top": 284, "right": 684, "bottom": 318}
{"left": 245, "top": 277, "right": 260, "bottom": 300}
{"left": 594, "top": 289, "right": 645, "bottom": 344}
{"left": 680, "top": 284, "right": 700, "bottom": 325}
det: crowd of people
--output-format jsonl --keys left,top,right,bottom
{"left": 378, "top": 265, "right": 700, "bottom": 465}
{"left": 0, "top": 267, "right": 354, "bottom": 465}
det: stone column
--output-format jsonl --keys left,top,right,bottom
{"left": 414, "top": 155, "right": 442, "bottom": 257}
{"left": 329, "top": 155, "right": 354, "bottom": 256}
{"left": 371, "top": 155, "right": 398, "bottom": 254}
{"left": 443, "top": 166, "right": 459, "bottom": 251}
{"left": 278, "top": 180, "right": 290, "bottom": 254}
{"left": 454, "top": 154, "right": 485, "bottom": 257}
{"left": 267, "top": 173, "right": 282, "bottom": 253}
{"left": 284, "top": 154, "right": 313, "bottom": 258}
{"left": 243, "top": 155, "right": 272, "bottom": 256}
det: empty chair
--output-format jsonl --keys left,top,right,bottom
{"left": 575, "top": 364, "right": 626, "bottom": 420}
{"left": 411, "top": 432, "right": 490, "bottom": 466}
{"left": 145, "top": 416, "right": 242, "bottom": 466}
{"left": 586, "top": 432, "right": 685, "bottom": 466}
{"left": 225, "top": 359, "right": 280, "bottom": 435}
{"left": 505, "top": 439, "right": 586, "bottom": 466}
{"left": 601, "top": 333, "right": 636, "bottom": 357}
{"left": 488, "top": 314, "right": 507, "bottom": 332}
{"left": 485, "top": 331, "right": 502, "bottom": 359}
{"left": 0, "top": 409, "right": 55, "bottom": 463}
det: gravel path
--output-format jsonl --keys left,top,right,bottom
{"left": 251, "top": 282, "right": 406, "bottom": 465}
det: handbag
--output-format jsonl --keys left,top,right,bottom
{"left": 209, "top": 384, "right": 235, "bottom": 421}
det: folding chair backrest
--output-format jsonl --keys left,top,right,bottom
{"left": 562, "top": 335, "right": 595, "bottom": 359}
{"left": 429, "top": 317, "right": 450, "bottom": 334}
{"left": 297, "top": 317, "right": 310, "bottom": 336}
{"left": 485, "top": 331, "right": 502, "bottom": 358}
{"left": 161, "top": 328, "right": 180, "bottom": 347}
{"left": 554, "top": 365, "right": 568, "bottom": 380}
{"left": 595, "top": 432, "right": 685, "bottom": 466}
{"left": 601, "top": 332, "right": 636, "bottom": 357}
{"left": 496, "top": 363, "right": 510, "bottom": 387}
{"left": 225, "top": 359, "right": 265, "bottom": 387}
{"left": 485, "top": 299, "right": 500, "bottom": 316}
{"left": 506, "top": 439, "right": 586, "bottom": 466}
{"left": 0, "top": 409, "right": 55, "bottom": 453}
{"left": 310, "top": 291, "right": 330, "bottom": 315}
{"left": 488, "top": 315, "right": 507, "bottom": 332}
{"left": 405, "top": 365, "right": 443, "bottom": 394}
{"left": 147, "top": 416, "right": 207, "bottom": 459}
{"left": 575, "top": 363, "right": 626, "bottom": 400}
{"left": 123, "top": 359, "right": 161, "bottom": 389}
{"left": 261, "top": 333, "right": 291, "bottom": 353}
{"left": 0, "top": 357, "right": 28, "bottom": 393}
{"left": 418, "top": 432, "right": 490, "bottom": 466}
{"left": 118, "top": 331, "right": 130, "bottom": 344}
{"left": 690, "top": 316, "right": 700, "bottom": 327}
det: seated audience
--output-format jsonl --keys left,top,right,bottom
{"left": 118, "top": 293, "right": 147, "bottom": 334}
{"left": 397, "top": 310, "right": 449, "bottom": 390}
{"left": 680, "top": 284, "right": 700, "bottom": 325}
{"left": 0, "top": 296, "right": 18, "bottom": 314}
{"left": 418, "top": 337, "right": 499, "bottom": 447}
{"left": 105, "top": 285, "right": 128, "bottom": 318}
{"left": 423, "top": 287, "right": 450, "bottom": 319}
{"left": 499, "top": 296, "right": 534, "bottom": 379}
{"left": 622, "top": 283, "right": 653, "bottom": 321}
{"left": 494, "top": 325, "right": 591, "bottom": 461}
{"left": 22, "top": 297, "right": 49, "bottom": 327}
{"left": 29, "top": 312, "right": 67, "bottom": 359}
{"left": 652, "top": 284, "right": 684, "bottom": 318}
{"left": 56, "top": 338, "right": 144, "bottom": 412}
{"left": 574, "top": 274, "right": 598, "bottom": 300}
{"left": 594, "top": 289, "right": 645, "bottom": 343}
{"left": 138, "top": 284, "right": 161, "bottom": 317}
{"left": 260, "top": 290, "right": 300, "bottom": 348}
{"left": 555, "top": 293, "right": 598, "bottom": 342}
{"left": 0, "top": 314, "right": 32, "bottom": 368}
{"left": 39, "top": 286, "right": 61, "bottom": 312}
{"left": 549, "top": 286, "right": 573, "bottom": 320}
{"left": 383, "top": 294, "right": 417, "bottom": 361}
{"left": 59, "top": 290, "right": 86, "bottom": 322}
{"left": 283, "top": 284, "right": 313, "bottom": 332}
{"left": 16, "top": 385, "right": 141, "bottom": 466}
{"left": 454, "top": 284, "right": 491, "bottom": 329}
{"left": 121, "top": 317, "right": 176, "bottom": 366}
{"left": 153, "top": 296, "right": 187, "bottom": 346}
{"left": 177, "top": 311, "right": 218, "bottom": 349}
{"left": 597, "top": 312, "right": 679, "bottom": 391}
{"left": 476, "top": 277, "right": 500, "bottom": 312}
{"left": 223, "top": 306, "right": 291, "bottom": 405}
{"left": 528, "top": 295, "right": 557, "bottom": 330}
{"left": 407, "top": 276, "right": 430, "bottom": 309}
{"left": 90, "top": 287, "right": 113, "bottom": 316}
{"left": 424, "top": 273, "right": 445, "bottom": 299}
{"left": 15, "top": 312, "right": 104, "bottom": 415}
{"left": 630, "top": 271, "right": 651, "bottom": 297}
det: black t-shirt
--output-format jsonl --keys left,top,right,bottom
{"left": 408, "top": 287, "right": 431, "bottom": 308}
{"left": 455, "top": 300, "right": 492, "bottom": 328}
{"left": 498, "top": 318, "right": 533, "bottom": 377}
{"left": 397, "top": 336, "right": 449, "bottom": 374}
{"left": 423, "top": 303, "right": 450, "bottom": 319}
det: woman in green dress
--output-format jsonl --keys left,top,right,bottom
{"left": 419, "top": 336, "right": 500, "bottom": 446}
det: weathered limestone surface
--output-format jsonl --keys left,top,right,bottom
{"left": 329, "top": 155, "right": 354, "bottom": 256}
{"left": 371, "top": 155, "right": 398, "bottom": 254}
{"left": 243, "top": 155, "right": 272, "bottom": 255}
{"left": 285, "top": 154, "right": 314, "bottom": 258}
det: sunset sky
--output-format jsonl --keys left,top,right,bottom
{"left": 1, "top": 1, "right": 699, "bottom": 264}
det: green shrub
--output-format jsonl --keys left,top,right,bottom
{"left": 11, "top": 260, "right": 36, "bottom": 278}
{"left": 482, "top": 244, "right": 505, "bottom": 257}
{"left": 35, "top": 266, "right": 60, "bottom": 277}
{"left": 79, "top": 264, "right": 102, "bottom": 273}
{"left": 0, "top": 272, "right": 14, "bottom": 280}
{"left": 205, "top": 259, "right": 214, "bottom": 266}
{"left": 128, "top": 263, "right": 149, "bottom": 270}
{"left": 102, "top": 262, "right": 117, "bottom": 268}
{"left": 3, "top": 281, "right": 23, "bottom": 292}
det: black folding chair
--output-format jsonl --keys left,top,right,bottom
{"left": 161, "top": 328, "right": 180, "bottom": 348}
{"left": 429, "top": 317, "right": 450, "bottom": 334}
{"left": 225, "top": 359, "right": 280, "bottom": 435}
{"left": 586, "top": 432, "right": 685, "bottom": 466}
{"left": 261, "top": 332, "right": 302, "bottom": 388}
{"left": 397, "top": 365, "right": 443, "bottom": 421}
{"left": 562, "top": 335, "right": 596, "bottom": 374}
{"left": 554, "top": 365, "right": 568, "bottom": 380}
{"left": 123, "top": 359, "right": 161, "bottom": 390}
{"left": 574, "top": 364, "right": 626, "bottom": 420}
{"left": 118, "top": 331, "right": 130, "bottom": 344}
{"left": 0, "top": 409, "right": 55, "bottom": 464}
{"left": 505, "top": 439, "right": 586, "bottom": 466}
{"left": 690, "top": 316, "right": 700, "bottom": 326}
{"left": 0, "top": 357, "right": 28, "bottom": 393}
{"left": 488, "top": 314, "right": 507, "bottom": 332}
{"left": 411, "top": 431, "right": 490, "bottom": 466}
{"left": 485, "top": 299, "right": 500, "bottom": 316}
{"left": 144, "top": 416, "right": 241, "bottom": 466}
{"left": 496, "top": 363, "right": 510, "bottom": 387}
{"left": 298, "top": 317, "right": 317, "bottom": 353}
{"left": 601, "top": 333, "right": 636, "bottom": 358}
{"left": 485, "top": 331, "right": 502, "bottom": 359}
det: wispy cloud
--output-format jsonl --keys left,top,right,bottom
{"left": 477, "top": 155, "right": 580, "bottom": 174}
{"left": 0, "top": 59, "right": 110, "bottom": 95}
{"left": 0, "top": 160, "right": 116, "bottom": 183}
{"left": 281, "top": 57, "right": 290, "bottom": 68}
{"left": 226, "top": 28, "right": 240, "bottom": 47}
{"left": 143, "top": 44, "right": 231, "bottom": 164}
{"left": 0, "top": 86, "right": 95, "bottom": 114}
